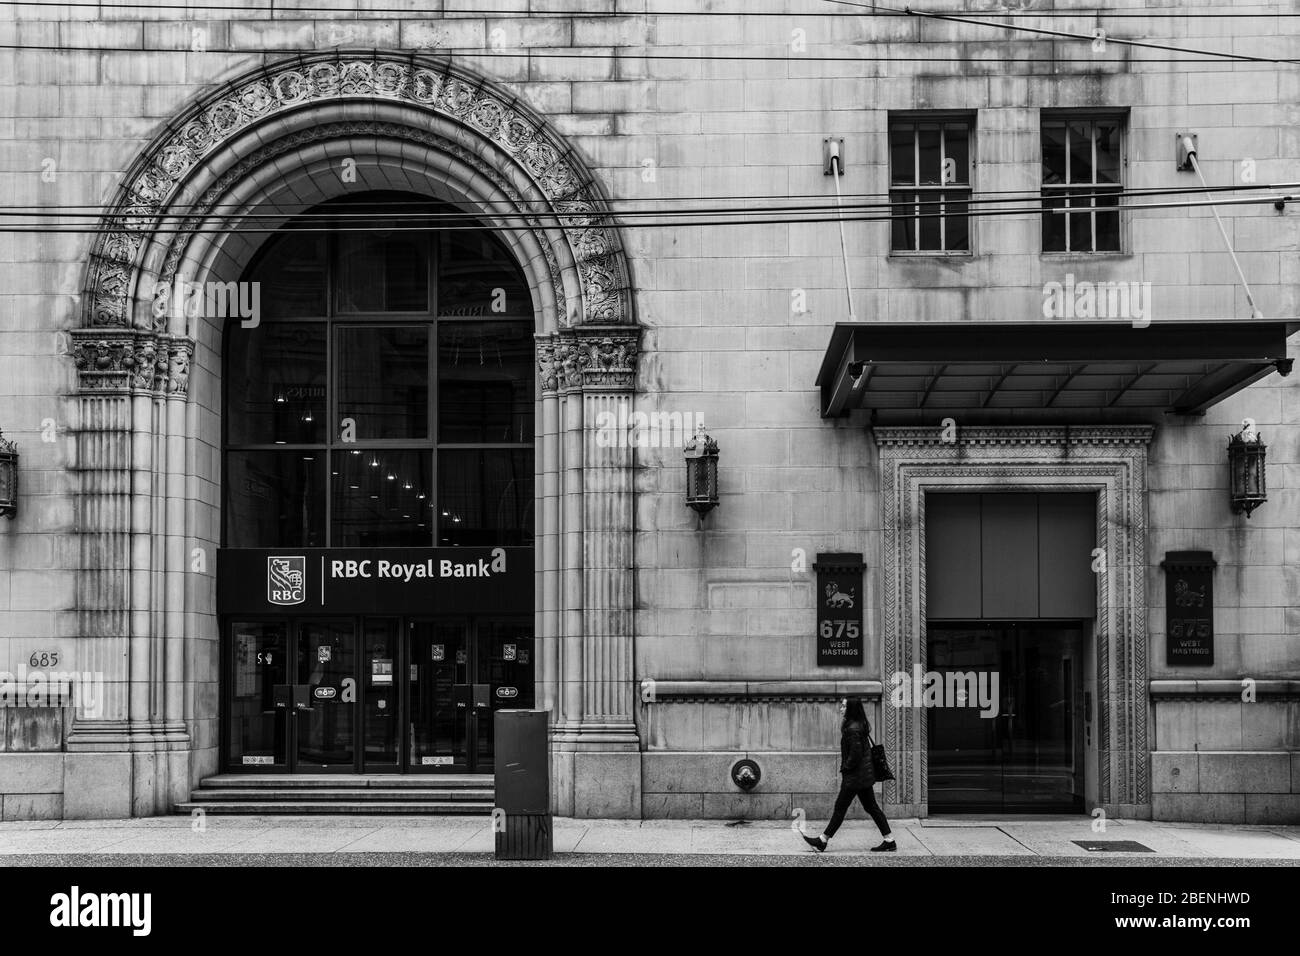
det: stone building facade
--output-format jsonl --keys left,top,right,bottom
{"left": 0, "top": 2, "right": 1296, "bottom": 823}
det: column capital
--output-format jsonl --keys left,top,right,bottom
{"left": 69, "top": 329, "right": 195, "bottom": 398}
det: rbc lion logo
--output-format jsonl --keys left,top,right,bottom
{"left": 268, "top": 556, "right": 306, "bottom": 606}
{"left": 825, "top": 582, "right": 855, "bottom": 609}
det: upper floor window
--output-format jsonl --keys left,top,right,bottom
{"left": 889, "top": 116, "right": 973, "bottom": 253}
{"left": 224, "top": 193, "right": 534, "bottom": 551}
{"left": 1041, "top": 115, "right": 1124, "bottom": 253}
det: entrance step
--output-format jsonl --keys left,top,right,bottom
{"left": 178, "top": 773, "right": 495, "bottom": 815}
{"left": 175, "top": 800, "right": 493, "bottom": 815}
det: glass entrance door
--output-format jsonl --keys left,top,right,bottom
{"left": 927, "top": 622, "right": 1084, "bottom": 812}
{"left": 224, "top": 618, "right": 358, "bottom": 772}
{"left": 224, "top": 615, "right": 534, "bottom": 773}
{"left": 295, "top": 620, "right": 357, "bottom": 770}
{"left": 407, "top": 617, "right": 534, "bottom": 773}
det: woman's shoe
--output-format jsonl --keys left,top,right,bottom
{"left": 802, "top": 834, "right": 827, "bottom": 853}
{"left": 871, "top": 839, "right": 896, "bottom": 852}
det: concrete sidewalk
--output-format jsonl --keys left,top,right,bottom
{"left": 0, "top": 815, "right": 1298, "bottom": 863}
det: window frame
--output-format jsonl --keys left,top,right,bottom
{"left": 222, "top": 203, "right": 535, "bottom": 550}
{"left": 1040, "top": 112, "right": 1128, "bottom": 256}
{"left": 887, "top": 112, "right": 976, "bottom": 257}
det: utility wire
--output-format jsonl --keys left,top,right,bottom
{"left": 3, "top": 195, "right": 1289, "bottom": 234}
{"left": 826, "top": 0, "right": 1299, "bottom": 65}
{"left": 0, "top": 40, "right": 1273, "bottom": 64}
{"left": 3, "top": 0, "right": 1298, "bottom": 17}
{"left": 9, "top": 183, "right": 1299, "bottom": 219}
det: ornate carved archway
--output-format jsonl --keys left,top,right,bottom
{"left": 67, "top": 52, "right": 641, "bottom": 817}
{"left": 874, "top": 426, "right": 1153, "bottom": 820}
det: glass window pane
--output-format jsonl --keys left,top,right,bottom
{"left": 1095, "top": 123, "right": 1121, "bottom": 184}
{"left": 944, "top": 192, "right": 970, "bottom": 251}
{"left": 337, "top": 326, "right": 430, "bottom": 441}
{"left": 890, "top": 191, "right": 914, "bottom": 251}
{"left": 248, "top": 232, "right": 327, "bottom": 319}
{"left": 919, "top": 193, "right": 941, "bottom": 250}
{"left": 917, "top": 124, "right": 942, "bottom": 184}
{"left": 438, "top": 449, "right": 534, "bottom": 547}
{"left": 1067, "top": 121, "right": 1095, "bottom": 184}
{"left": 226, "top": 322, "right": 327, "bottom": 446}
{"left": 331, "top": 448, "right": 432, "bottom": 547}
{"left": 225, "top": 451, "right": 325, "bottom": 548}
{"left": 438, "top": 321, "right": 535, "bottom": 443}
{"left": 889, "top": 126, "right": 915, "bottom": 185}
{"left": 336, "top": 231, "right": 429, "bottom": 313}
{"left": 1041, "top": 191, "right": 1067, "bottom": 252}
{"left": 438, "top": 231, "right": 531, "bottom": 317}
{"left": 1069, "top": 190, "right": 1093, "bottom": 252}
{"left": 943, "top": 124, "right": 970, "bottom": 185}
{"left": 1095, "top": 191, "right": 1121, "bottom": 251}
{"left": 1041, "top": 121, "right": 1067, "bottom": 186}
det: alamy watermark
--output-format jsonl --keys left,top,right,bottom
{"left": 1043, "top": 274, "right": 1151, "bottom": 327}
{"left": 594, "top": 409, "right": 706, "bottom": 449}
{"left": 0, "top": 666, "right": 104, "bottom": 716}
{"left": 888, "top": 665, "right": 1000, "bottom": 718}
{"left": 152, "top": 277, "right": 262, "bottom": 328}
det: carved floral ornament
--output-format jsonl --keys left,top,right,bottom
{"left": 80, "top": 52, "right": 634, "bottom": 334}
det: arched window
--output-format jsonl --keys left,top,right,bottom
{"left": 223, "top": 192, "right": 534, "bottom": 549}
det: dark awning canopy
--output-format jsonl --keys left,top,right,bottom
{"left": 816, "top": 321, "right": 1297, "bottom": 422}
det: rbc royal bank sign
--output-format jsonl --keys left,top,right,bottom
{"left": 218, "top": 548, "right": 532, "bottom": 615}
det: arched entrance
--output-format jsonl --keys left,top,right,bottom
{"left": 68, "top": 53, "right": 641, "bottom": 816}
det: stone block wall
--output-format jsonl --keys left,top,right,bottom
{"left": 0, "top": 1, "right": 1294, "bottom": 819}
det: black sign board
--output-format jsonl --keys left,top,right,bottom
{"left": 217, "top": 547, "right": 532, "bottom": 615}
{"left": 1162, "top": 551, "right": 1215, "bottom": 666}
{"left": 814, "top": 552, "right": 865, "bottom": 667}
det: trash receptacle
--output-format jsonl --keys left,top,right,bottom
{"left": 494, "top": 709, "right": 553, "bottom": 860}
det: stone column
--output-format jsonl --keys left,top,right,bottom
{"left": 535, "top": 336, "right": 560, "bottom": 721}
{"left": 66, "top": 326, "right": 193, "bottom": 818}
{"left": 570, "top": 328, "right": 641, "bottom": 817}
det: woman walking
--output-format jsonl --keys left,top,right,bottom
{"left": 803, "top": 697, "right": 895, "bottom": 853}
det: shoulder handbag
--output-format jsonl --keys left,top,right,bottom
{"left": 867, "top": 729, "right": 895, "bottom": 782}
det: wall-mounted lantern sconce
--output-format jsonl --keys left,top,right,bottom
{"left": 1227, "top": 422, "right": 1266, "bottom": 518}
{"left": 684, "top": 422, "right": 719, "bottom": 517}
{"left": 0, "top": 430, "right": 17, "bottom": 520}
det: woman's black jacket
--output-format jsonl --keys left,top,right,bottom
{"left": 840, "top": 718, "right": 874, "bottom": 789}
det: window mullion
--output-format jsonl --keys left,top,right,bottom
{"left": 913, "top": 129, "right": 921, "bottom": 250}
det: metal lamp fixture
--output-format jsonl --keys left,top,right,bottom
{"left": 1227, "top": 422, "right": 1267, "bottom": 518}
{"left": 683, "top": 422, "right": 719, "bottom": 516}
{"left": 0, "top": 429, "right": 16, "bottom": 519}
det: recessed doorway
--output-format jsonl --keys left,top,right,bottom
{"left": 224, "top": 615, "right": 533, "bottom": 773}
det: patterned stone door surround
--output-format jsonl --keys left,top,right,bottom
{"left": 67, "top": 52, "right": 641, "bottom": 815}
{"left": 873, "top": 426, "right": 1154, "bottom": 819}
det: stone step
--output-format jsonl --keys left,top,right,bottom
{"left": 200, "top": 774, "right": 492, "bottom": 790}
{"left": 176, "top": 800, "right": 493, "bottom": 815}
{"left": 188, "top": 788, "right": 494, "bottom": 802}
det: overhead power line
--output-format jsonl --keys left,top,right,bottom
{"left": 3, "top": 0, "right": 1299, "bottom": 17}
{"left": 0, "top": 40, "right": 1279, "bottom": 64}
{"left": 826, "top": 0, "right": 1300, "bottom": 65}
{"left": 6, "top": 182, "right": 1297, "bottom": 221}
{"left": 2, "top": 194, "right": 1290, "bottom": 235}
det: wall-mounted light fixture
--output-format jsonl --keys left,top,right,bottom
{"left": 0, "top": 430, "right": 17, "bottom": 520}
{"left": 730, "top": 758, "right": 761, "bottom": 792}
{"left": 1227, "top": 422, "right": 1267, "bottom": 518}
{"left": 684, "top": 422, "right": 719, "bottom": 517}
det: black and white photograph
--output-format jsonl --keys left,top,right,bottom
{"left": 0, "top": 0, "right": 1294, "bottom": 939}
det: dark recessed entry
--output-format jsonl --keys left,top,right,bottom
{"left": 926, "top": 492, "right": 1096, "bottom": 620}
